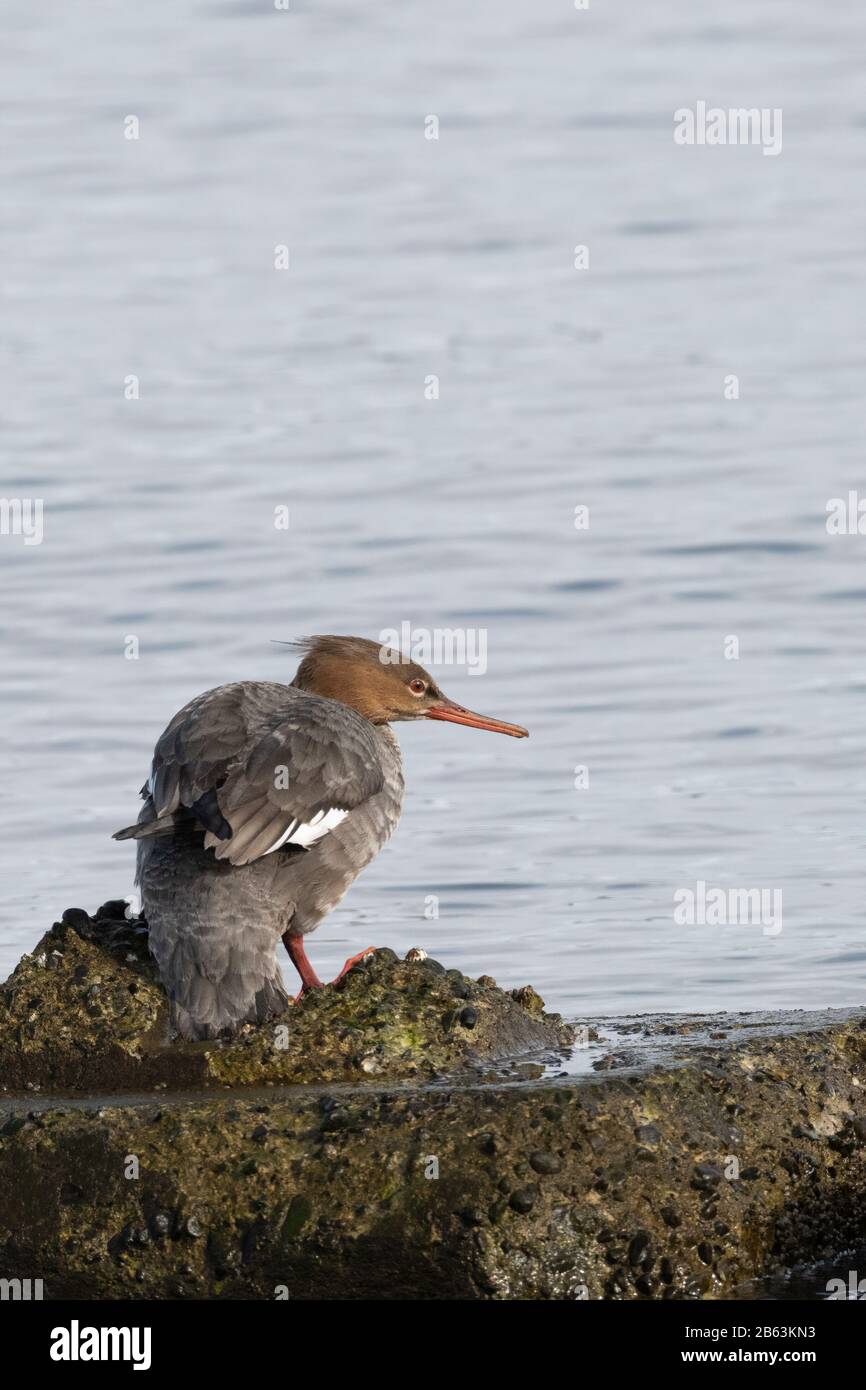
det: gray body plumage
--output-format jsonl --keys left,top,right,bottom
{"left": 122, "top": 681, "right": 404, "bottom": 1039}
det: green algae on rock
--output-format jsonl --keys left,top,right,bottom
{"left": 0, "top": 904, "right": 575, "bottom": 1093}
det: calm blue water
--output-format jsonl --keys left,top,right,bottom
{"left": 2, "top": 0, "right": 866, "bottom": 1018}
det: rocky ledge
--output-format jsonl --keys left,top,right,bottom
{"left": 3, "top": 906, "right": 866, "bottom": 1300}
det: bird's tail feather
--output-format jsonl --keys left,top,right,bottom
{"left": 169, "top": 969, "right": 289, "bottom": 1041}
{"left": 113, "top": 813, "right": 178, "bottom": 841}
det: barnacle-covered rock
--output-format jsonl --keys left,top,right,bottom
{"left": 0, "top": 903, "right": 574, "bottom": 1092}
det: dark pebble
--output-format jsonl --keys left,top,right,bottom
{"left": 628, "top": 1231, "right": 651, "bottom": 1265}
{"left": 828, "top": 1133, "right": 854, "bottom": 1155}
{"left": 251, "top": 1125, "right": 269, "bottom": 1143}
{"left": 634, "top": 1123, "right": 660, "bottom": 1146}
{"left": 458, "top": 1006, "right": 478, "bottom": 1030}
{"left": 529, "top": 1151, "right": 561, "bottom": 1175}
{"left": 692, "top": 1162, "right": 722, "bottom": 1189}
{"left": 509, "top": 1187, "right": 538, "bottom": 1214}
{"left": 697, "top": 1242, "right": 714, "bottom": 1265}
{"left": 635, "top": 1275, "right": 655, "bottom": 1296}
{"left": 61, "top": 908, "right": 91, "bottom": 931}
{"left": 420, "top": 958, "right": 446, "bottom": 976}
{"left": 96, "top": 900, "right": 130, "bottom": 921}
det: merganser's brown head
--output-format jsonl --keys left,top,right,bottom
{"left": 289, "top": 634, "right": 528, "bottom": 737}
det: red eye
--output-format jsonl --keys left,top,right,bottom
{"left": 409, "top": 678, "right": 427, "bottom": 695}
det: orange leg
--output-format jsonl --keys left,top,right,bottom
{"left": 283, "top": 932, "right": 376, "bottom": 1001}
{"left": 282, "top": 932, "right": 323, "bottom": 1000}
{"left": 332, "top": 947, "right": 377, "bottom": 984}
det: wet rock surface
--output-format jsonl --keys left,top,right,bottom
{"left": 3, "top": 906, "right": 866, "bottom": 1299}
{"left": 4, "top": 1010, "right": 866, "bottom": 1300}
{"left": 0, "top": 903, "right": 575, "bottom": 1092}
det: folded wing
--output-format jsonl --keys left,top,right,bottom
{"left": 116, "top": 683, "right": 385, "bottom": 867}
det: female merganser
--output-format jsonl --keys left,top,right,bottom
{"left": 114, "top": 635, "right": 528, "bottom": 1040}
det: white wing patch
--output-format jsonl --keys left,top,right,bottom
{"left": 263, "top": 806, "right": 349, "bottom": 855}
